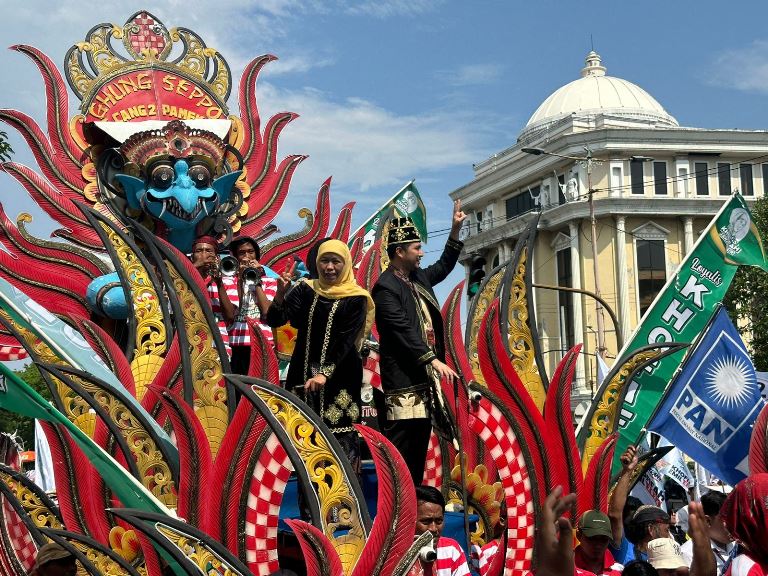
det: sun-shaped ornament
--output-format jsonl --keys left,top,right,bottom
{"left": 705, "top": 355, "right": 755, "bottom": 410}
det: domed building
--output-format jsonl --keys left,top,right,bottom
{"left": 451, "top": 51, "right": 767, "bottom": 411}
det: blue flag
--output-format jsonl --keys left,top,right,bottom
{"left": 649, "top": 307, "right": 764, "bottom": 486}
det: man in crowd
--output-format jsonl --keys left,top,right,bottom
{"left": 191, "top": 235, "right": 238, "bottom": 357}
{"left": 607, "top": 445, "right": 641, "bottom": 564}
{"left": 227, "top": 236, "right": 277, "bottom": 374}
{"left": 30, "top": 542, "right": 77, "bottom": 576}
{"left": 626, "top": 505, "right": 672, "bottom": 562}
{"left": 680, "top": 491, "right": 734, "bottom": 574}
{"left": 372, "top": 200, "right": 466, "bottom": 483}
{"left": 409, "top": 485, "right": 470, "bottom": 576}
{"left": 647, "top": 537, "right": 689, "bottom": 576}
{"left": 574, "top": 510, "right": 623, "bottom": 575}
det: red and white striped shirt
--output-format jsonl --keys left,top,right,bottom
{"left": 228, "top": 277, "right": 277, "bottom": 346}
{"left": 408, "top": 537, "right": 471, "bottom": 576}
{"left": 207, "top": 276, "right": 238, "bottom": 356}
{"left": 726, "top": 555, "right": 768, "bottom": 576}
{"left": 478, "top": 539, "right": 500, "bottom": 575}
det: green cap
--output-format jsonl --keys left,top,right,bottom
{"left": 578, "top": 509, "right": 613, "bottom": 539}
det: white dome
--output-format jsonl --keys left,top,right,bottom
{"left": 522, "top": 52, "right": 678, "bottom": 137}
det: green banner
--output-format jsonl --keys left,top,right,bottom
{"left": 610, "top": 194, "right": 768, "bottom": 469}
{"left": 349, "top": 180, "right": 427, "bottom": 253}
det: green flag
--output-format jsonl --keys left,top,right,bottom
{"left": 607, "top": 193, "right": 768, "bottom": 469}
{"left": 349, "top": 180, "right": 427, "bottom": 253}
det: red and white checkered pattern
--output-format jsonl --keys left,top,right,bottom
{"left": 362, "top": 346, "right": 381, "bottom": 390}
{"left": 127, "top": 12, "right": 167, "bottom": 55}
{"left": 2, "top": 496, "right": 36, "bottom": 572}
{"left": 0, "top": 346, "right": 27, "bottom": 362}
{"left": 243, "top": 432, "right": 293, "bottom": 576}
{"left": 229, "top": 278, "right": 277, "bottom": 347}
{"left": 469, "top": 399, "right": 534, "bottom": 576}
{"left": 422, "top": 431, "right": 443, "bottom": 488}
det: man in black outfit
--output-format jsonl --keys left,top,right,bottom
{"left": 372, "top": 200, "right": 467, "bottom": 483}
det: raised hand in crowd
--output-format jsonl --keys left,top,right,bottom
{"left": 449, "top": 199, "right": 468, "bottom": 239}
{"left": 532, "top": 486, "right": 578, "bottom": 576}
{"left": 275, "top": 260, "right": 298, "bottom": 302}
{"left": 688, "top": 501, "right": 716, "bottom": 576}
{"left": 608, "top": 444, "right": 639, "bottom": 545}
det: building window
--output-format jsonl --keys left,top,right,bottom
{"left": 505, "top": 192, "right": 534, "bottom": 220}
{"left": 762, "top": 164, "right": 768, "bottom": 196}
{"left": 718, "top": 162, "right": 732, "bottom": 196}
{"left": 740, "top": 164, "right": 754, "bottom": 196}
{"left": 636, "top": 239, "right": 666, "bottom": 317}
{"left": 653, "top": 161, "right": 668, "bottom": 195}
{"left": 630, "top": 159, "right": 645, "bottom": 195}
{"left": 695, "top": 162, "right": 709, "bottom": 196}
{"left": 556, "top": 248, "right": 575, "bottom": 350}
{"left": 558, "top": 174, "right": 566, "bottom": 205}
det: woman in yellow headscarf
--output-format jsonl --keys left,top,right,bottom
{"left": 266, "top": 239, "right": 374, "bottom": 469}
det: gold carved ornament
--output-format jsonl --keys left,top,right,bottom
{"left": 505, "top": 248, "right": 546, "bottom": 411}
{"left": 0, "top": 470, "right": 63, "bottom": 532}
{"left": 64, "top": 371, "right": 177, "bottom": 508}
{"left": 99, "top": 221, "right": 167, "bottom": 399}
{"left": 155, "top": 524, "right": 239, "bottom": 576}
{"left": 467, "top": 268, "right": 504, "bottom": 387}
{"left": 447, "top": 455, "right": 503, "bottom": 547}
{"left": 254, "top": 388, "right": 367, "bottom": 576}
{"left": 165, "top": 260, "right": 228, "bottom": 458}
{"left": 580, "top": 348, "right": 664, "bottom": 473}
{"left": 0, "top": 311, "right": 95, "bottom": 437}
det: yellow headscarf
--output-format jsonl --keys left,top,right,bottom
{"left": 308, "top": 239, "right": 375, "bottom": 347}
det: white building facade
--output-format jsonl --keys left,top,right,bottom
{"left": 451, "top": 51, "right": 767, "bottom": 411}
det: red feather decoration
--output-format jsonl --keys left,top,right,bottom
{"left": 330, "top": 201, "right": 356, "bottom": 242}
{"left": 477, "top": 301, "right": 548, "bottom": 503}
{"left": 543, "top": 345, "right": 583, "bottom": 508}
{"left": 440, "top": 280, "right": 475, "bottom": 379}
{"left": 352, "top": 425, "right": 416, "bottom": 576}
{"left": 579, "top": 433, "right": 617, "bottom": 515}
{"left": 284, "top": 519, "right": 343, "bottom": 576}
{"left": 261, "top": 178, "right": 332, "bottom": 273}
{"left": 155, "top": 387, "right": 211, "bottom": 528}
{"left": 246, "top": 321, "right": 280, "bottom": 382}
{"left": 10, "top": 45, "right": 88, "bottom": 184}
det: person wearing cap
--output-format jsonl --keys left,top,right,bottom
{"left": 627, "top": 505, "right": 672, "bottom": 561}
{"left": 679, "top": 491, "right": 733, "bottom": 575}
{"left": 227, "top": 236, "right": 278, "bottom": 374}
{"left": 191, "top": 235, "right": 238, "bottom": 358}
{"left": 647, "top": 537, "right": 689, "bottom": 576}
{"left": 30, "top": 542, "right": 77, "bottom": 576}
{"left": 371, "top": 200, "right": 466, "bottom": 484}
{"left": 575, "top": 510, "right": 623, "bottom": 576}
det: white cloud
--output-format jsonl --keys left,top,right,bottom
{"left": 256, "top": 83, "right": 491, "bottom": 196}
{"left": 709, "top": 40, "right": 768, "bottom": 93}
{"left": 436, "top": 63, "right": 504, "bottom": 87}
{"left": 345, "top": 0, "right": 444, "bottom": 18}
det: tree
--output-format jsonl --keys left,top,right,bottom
{"left": 724, "top": 195, "right": 768, "bottom": 371}
{"left": 0, "top": 363, "right": 50, "bottom": 449}
{"left": 0, "top": 130, "right": 13, "bottom": 162}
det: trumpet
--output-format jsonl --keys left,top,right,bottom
{"left": 219, "top": 256, "right": 239, "bottom": 277}
{"left": 242, "top": 266, "right": 264, "bottom": 284}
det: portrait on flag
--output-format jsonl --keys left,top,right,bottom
{"left": 650, "top": 307, "right": 765, "bottom": 486}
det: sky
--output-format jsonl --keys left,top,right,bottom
{"left": 2, "top": 0, "right": 768, "bottom": 308}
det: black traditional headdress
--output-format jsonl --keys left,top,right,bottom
{"left": 387, "top": 216, "right": 421, "bottom": 246}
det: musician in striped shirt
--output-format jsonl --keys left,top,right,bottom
{"left": 191, "top": 236, "right": 238, "bottom": 357}
{"left": 408, "top": 485, "right": 471, "bottom": 576}
{"left": 227, "top": 236, "right": 278, "bottom": 375}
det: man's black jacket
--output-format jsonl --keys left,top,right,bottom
{"left": 371, "top": 237, "right": 463, "bottom": 394}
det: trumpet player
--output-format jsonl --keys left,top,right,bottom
{"left": 227, "top": 236, "right": 278, "bottom": 375}
{"left": 191, "top": 235, "right": 238, "bottom": 357}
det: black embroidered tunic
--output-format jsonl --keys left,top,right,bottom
{"left": 266, "top": 281, "right": 366, "bottom": 433}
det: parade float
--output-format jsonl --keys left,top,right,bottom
{"left": 0, "top": 10, "right": 767, "bottom": 576}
